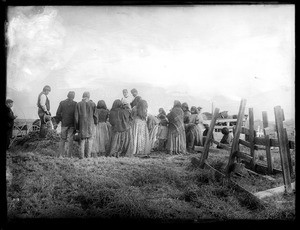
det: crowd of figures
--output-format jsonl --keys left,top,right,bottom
{"left": 6, "top": 85, "right": 234, "bottom": 157}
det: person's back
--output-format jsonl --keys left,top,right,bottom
{"left": 56, "top": 91, "right": 77, "bottom": 158}
{"left": 75, "top": 92, "right": 96, "bottom": 137}
{"left": 76, "top": 100, "right": 96, "bottom": 137}
{"left": 109, "top": 102, "right": 131, "bottom": 132}
{"left": 75, "top": 92, "right": 97, "bottom": 159}
{"left": 167, "top": 106, "right": 184, "bottom": 133}
{"left": 166, "top": 100, "right": 186, "bottom": 155}
{"left": 109, "top": 99, "right": 133, "bottom": 157}
{"left": 57, "top": 96, "right": 77, "bottom": 128}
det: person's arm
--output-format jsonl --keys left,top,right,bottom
{"left": 74, "top": 104, "right": 79, "bottom": 131}
{"left": 56, "top": 102, "right": 62, "bottom": 123}
{"left": 93, "top": 103, "right": 97, "bottom": 125}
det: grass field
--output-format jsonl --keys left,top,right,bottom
{"left": 6, "top": 129, "right": 295, "bottom": 225}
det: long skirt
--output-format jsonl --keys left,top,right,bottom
{"left": 157, "top": 125, "right": 168, "bottom": 140}
{"left": 149, "top": 124, "right": 159, "bottom": 151}
{"left": 132, "top": 118, "right": 151, "bottom": 155}
{"left": 196, "top": 124, "right": 204, "bottom": 146}
{"left": 186, "top": 125, "right": 202, "bottom": 151}
{"left": 92, "top": 122, "right": 111, "bottom": 156}
{"left": 109, "top": 128, "right": 133, "bottom": 157}
{"left": 166, "top": 129, "right": 186, "bottom": 155}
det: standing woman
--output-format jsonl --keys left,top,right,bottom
{"left": 189, "top": 106, "right": 203, "bottom": 146}
{"left": 132, "top": 99, "right": 151, "bottom": 156}
{"left": 109, "top": 99, "right": 133, "bottom": 157}
{"left": 166, "top": 100, "right": 186, "bottom": 155}
{"left": 182, "top": 102, "right": 191, "bottom": 125}
{"left": 157, "top": 108, "right": 168, "bottom": 151}
{"left": 196, "top": 106, "right": 205, "bottom": 145}
{"left": 92, "top": 100, "right": 111, "bottom": 157}
{"left": 147, "top": 114, "right": 159, "bottom": 151}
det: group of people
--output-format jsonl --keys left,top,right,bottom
{"left": 5, "top": 85, "right": 234, "bottom": 156}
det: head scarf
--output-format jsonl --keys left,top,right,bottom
{"left": 191, "top": 106, "right": 198, "bottom": 114}
{"left": 112, "top": 99, "right": 123, "bottom": 110}
{"left": 173, "top": 100, "right": 182, "bottom": 108}
{"left": 158, "top": 108, "right": 166, "bottom": 116}
{"left": 182, "top": 102, "right": 189, "bottom": 111}
{"left": 97, "top": 100, "right": 107, "bottom": 109}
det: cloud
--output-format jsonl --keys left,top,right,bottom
{"left": 6, "top": 6, "right": 66, "bottom": 91}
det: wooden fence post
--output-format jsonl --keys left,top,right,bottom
{"left": 284, "top": 128, "right": 293, "bottom": 175}
{"left": 262, "top": 111, "right": 273, "bottom": 174}
{"left": 248, "top": 108, "right": 255, "bottom": 170}
{"left": 225, "top": 99, "right": 247, "bottom": 175}
{"left": 199, "top": 107, "right": 220, "bottom": 168}
{"left": 274, "top": 106, "right": 293, "bottom": 193}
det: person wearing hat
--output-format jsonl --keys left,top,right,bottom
{"left": 56, "top": 91, "right": 77, "bottom": 158}
{"left": 37, "top": 85, "right": 51, "bottom": 138}
{"left": 6, "top": 99, "right": 17, "bottom": 149}
{"left": 75, "top": 91, "right": 97, "bottom": 159}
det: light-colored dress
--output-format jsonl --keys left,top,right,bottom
{"left": 92, "top": 108, "right": 111, "bottom": 156}
{"left": 147, "top": 114, "right": 159, "bottom": 151}
{"left": 189, "top": 113, "right": 203, "bottom": 146}
{"left": 131, "top": 106, "right": 151, "bottom": 155}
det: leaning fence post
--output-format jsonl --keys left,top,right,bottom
{"left": 262, "top": 111, "right": 273, "bottom": 174}
{"left": 225, "top": 99, "right": 247, "bottom": 175}
{"left": 248, "top": 108, "right": 255, "bottom": 170}
{"left": 274, "top": 106, "right": 293, "bottom": 193}
{"left": 199, "top": 107, "right": 220, "bottom": 168}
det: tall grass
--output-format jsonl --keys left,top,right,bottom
{"left": 6, "top": 131, "right": 295, "bottom": 222}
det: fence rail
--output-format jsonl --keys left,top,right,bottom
{"left": 198, "top": 99, "right": 295, "bottom": 194}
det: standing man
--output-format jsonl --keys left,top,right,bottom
{"left": 6, "top": 99, "right": 17, "bottom": 149}
{"left": 56, "top": 91, "right": 77, "bottom": 158}
{"left": 130, "top": 88, "right": 141, "bottom": 108}
{"left": 75, "top": 91, "right": 97, "bottom": 159}
{"left": 121, "top": 89, "right": 131, "bottom": 110}
{"left": 37, "top": 85, "right": 51, "bottom": 138}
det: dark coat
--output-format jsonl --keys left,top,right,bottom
{"left": 6, "top": 105, "right": 16, "bottom": 137}
{"left": 109, "top": 108, "right": 131, "bottom": 132}
{"left": 95, "top": 108, "right": 109, "bottom": 123}
{"left": 167, "top": 106, "right": 185, "bottom": 134}
{"left": 75, "top": 99, "right": 97, "bottom": 138}
{"left": 56, "top": 99, "right": 77, "bottom": 127}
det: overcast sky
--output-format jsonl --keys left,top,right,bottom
{"left": 6, "top": 5, "right": 295, "bottom": 121}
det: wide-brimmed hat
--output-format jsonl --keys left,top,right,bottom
{"left": 43, "top": 114, "right": 52, "bottom": 123}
